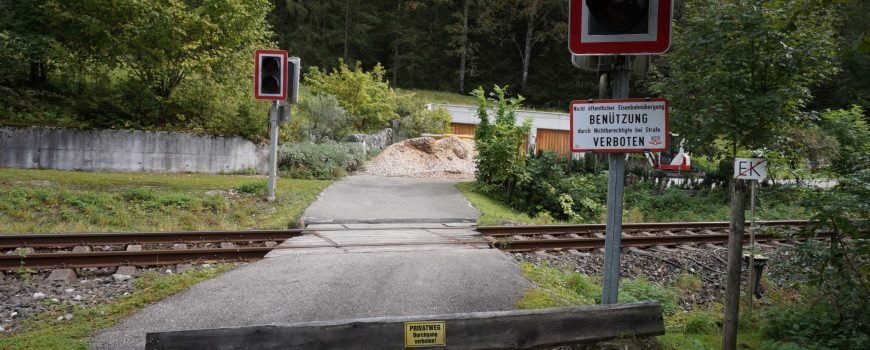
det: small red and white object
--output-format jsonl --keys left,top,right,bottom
{"left": 254, "top": 49, "right": 288, "bottom": 100}
{"left": 734, "top": 158, "right": 767, "bottom": 181}
{"left": 570, "top": 98, "right": 669, "bottom": 153}
{"left": 568, "top": 0, "right": 673, "bottom": 55}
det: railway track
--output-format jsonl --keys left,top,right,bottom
{"left": 0, "top": 229, "right": 310, "bottom": 270}
{"left": 477, "top": 220, "right": 812, "bottom": 252}
{"left": 475, "top": 220, "right": 809, "bottom": 237}
{"left": 1, "top": 221, "right": 815, "bottom": 270}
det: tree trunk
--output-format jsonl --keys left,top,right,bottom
{"left": 520, "top": 17, "right": 534, "bottom": 92}
{"left": 392, "top": 1, "right": 401, "bottom": 85}
{"left": 343, "top": 0, "right": 350, "bottom": 62}
{"left": 458, "top": 0, "right": 469, "bottom": 93}
{"left": 722, "top": 179, "right": 747, "bottom": 350}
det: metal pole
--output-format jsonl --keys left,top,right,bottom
{"left": 747, "top": 179, "right": 757, "bottom": 319}
{"left": 601, "top": 56, "right": 629, "bottom": 304}
{"left": 267, "top": 101, "right": 279, "bottom": 202}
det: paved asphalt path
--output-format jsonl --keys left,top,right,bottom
{"left": 91, "top": 175, "right": 532, "bottom": 349}
{"left": 300, "top": 175, "right": 480, "bottom": 224}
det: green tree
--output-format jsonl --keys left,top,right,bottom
{"left": 652, "top": 1, "right": 839, "bottom": 347}
{"left": 473, "top": 85, "right": 530, "bottom": 201}
{"left": 47, "top": 0, "right": 273, "bottom": 122}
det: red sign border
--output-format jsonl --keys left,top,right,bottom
{"left": 568, "top": 0, "right": 672, "bottom": 55}
{"left": 254, "top": 49, "right": 288, "bottom": 101}
{"left": 569, "top": 98, "right": 669, "bottom": 153}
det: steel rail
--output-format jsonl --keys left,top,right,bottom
{"left": 476, "top": 220, "right": 810, "bottom": 237}
{"left": 0, "top": 247, "right": 273, "bottom": 270}
{"left": 0, "top": 230, "right": 310, "bottom": 249}
{"left": 0, "top": 225, "right": 480, "bottom": 249}
{"left": 490, "top": 233, "right": 793, "bottom": 252}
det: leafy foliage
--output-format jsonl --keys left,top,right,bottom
{"left": 820, "top": 105, "right": 870, "bottom": 175}
{"left": 473, "top": 85, "right": 530, "bottom": 199}
{"left": 653, "top": 0, "right": 839, "bottom": 159}
{"left": 0, "top": 0, "right": 274, "bottom": 140}
{"left": 305, "top": 59, "right": 398, "bottom": 132}
{"left": 278, "top": 141, "right": 365, "bottom": 180}
{"left": 762, "top": 171, "right": 870, "bottom": 349}
{"left": 290, "top": 93, "right": 351, "bottom": 143}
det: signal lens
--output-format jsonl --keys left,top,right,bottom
{"left": 586, "top": 0, "right": 648, "bottom": 33}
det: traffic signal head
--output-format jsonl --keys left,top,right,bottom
{"left": 261, "top": 56, "right": 282, "bottom": 95}
{"left": 569, "top": 0, "right": 672, "bottom": 55}
{"left": 286, "top": 57, "right": 301, "bottom": 104}
{"left": 254, "top": 50, "right": 288, "bottom": 100}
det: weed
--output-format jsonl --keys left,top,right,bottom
{"left": 673, "top": 272, "right": 703, "bottom": 293}
{"left": 234, "top": 181, "right": 267, "bottom": 195}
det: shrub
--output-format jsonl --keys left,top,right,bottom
{"left": 291, "top": 93, "right": 351, "bottom": 142}
{"left": 305, "top": 59, "right": 398, "bottom": 132}
{"left": 681, "top": 310, "right": 721, "bottom": 334}
{"left": 278, "top": 141, "right": 365, "bottom": 180}
{"left": 399, "top": 106, "right": 451, "bottom": 137}
{"left": 509, "top": 151, "right": 606, "bottom": 222}
{"left": 473, "top": 85, "right": 530, "bottom": 201}
{"left": 761, "top": 171, "right": 870, "bottom": 350}
{"left": 618, "top": 277, "right": 680, "bottom": 316}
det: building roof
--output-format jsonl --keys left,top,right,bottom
{"left": 429, "top": 103, "right": 570, "bottom": 131}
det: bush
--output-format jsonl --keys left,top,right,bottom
{"left": 278, "top": 141, "right": 365, "bottom": 180}
{"left": 399, "top": 106, "right": 451, "bottom": 137}
{"left": 618, "top": 277, "right": 680, "bottom": 316}
{"left": 761, "top": 171, "right": 870, "bottom": 350}
{"left": 305, "top": 59, "right": 398, "bottom": 133}
{"left": 512, "top": 151, "right": 606, "bottom": 222}
{"left": 473, "top": 85, "right": 530, "bottom": 200}
{"left": 290, "top": 93, "right": 351, "bottom": 142}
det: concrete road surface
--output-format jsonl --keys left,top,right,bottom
{"left": 301, "top": 175, "right": 479, "bottom": 224}
{"left": 91, "top": 176, "right": 531, "bottom": 349}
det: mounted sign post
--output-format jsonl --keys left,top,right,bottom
{"left": 254, "top": 49, "right": 299, "bottom": 201}
{"left": 568, "top": 1, "right": 673, "bottom": 306}
{"left": 734, "top": 158, "right": 767, "bottom": 322}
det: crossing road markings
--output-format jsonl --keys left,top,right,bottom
{"left": 404, "top": 321, "right": 446, "bottom": 348}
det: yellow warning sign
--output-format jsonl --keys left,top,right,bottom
{"left": 404, "top": 321, "right": 446, "bottom": 348}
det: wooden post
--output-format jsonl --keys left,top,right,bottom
{"left": 147, "top": 302, "right": 665, "bottom": 350}
{"left": 722, "top": 180, "right": 747, "bottom": 350}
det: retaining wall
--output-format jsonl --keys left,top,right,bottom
{"left": 0, "top": 126, "right": 268, "bottom": 174}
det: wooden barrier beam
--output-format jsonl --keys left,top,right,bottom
{"left": 146, "top": 302, "right": 664, "bottom": 350}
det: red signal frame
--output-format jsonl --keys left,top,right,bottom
{"left": 568, "top": 0, "right": 672, "bottom": 55}
{"left": 254, "top": 49, "right": 288, "bottom": 100}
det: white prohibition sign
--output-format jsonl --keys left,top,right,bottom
{"left": 734, "top": 158, "right": 768, "bottom": 181}
{"left": 570, "top": 98, "right": 669, "bottom": 153}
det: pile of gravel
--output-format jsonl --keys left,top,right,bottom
{"left": 358, "top": 136, "right": 476, "bottom": 179}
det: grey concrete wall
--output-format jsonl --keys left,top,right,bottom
{"left": 0, "top": 126, "right": 268, "bottom": 174}
{"left": 346, "top": 128, "right": 393, "bottom": 153}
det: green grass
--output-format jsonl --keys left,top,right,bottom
{"left": 0, "top": 169, "right": 331, "bottom": 233}
{"left": 0, "top": 264, "right": 235, "bottom": 349}
{"left": 456, "top": 182, "right": 557, "bottom": 225}
{"left": 403, "top": 88, "right": 479, "bottom": 106}
{"left": 404, "top": 88, "right": 565, "bottom": 112}
{"left": 515, "top": 262, "right": 764, "bottom": 350}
